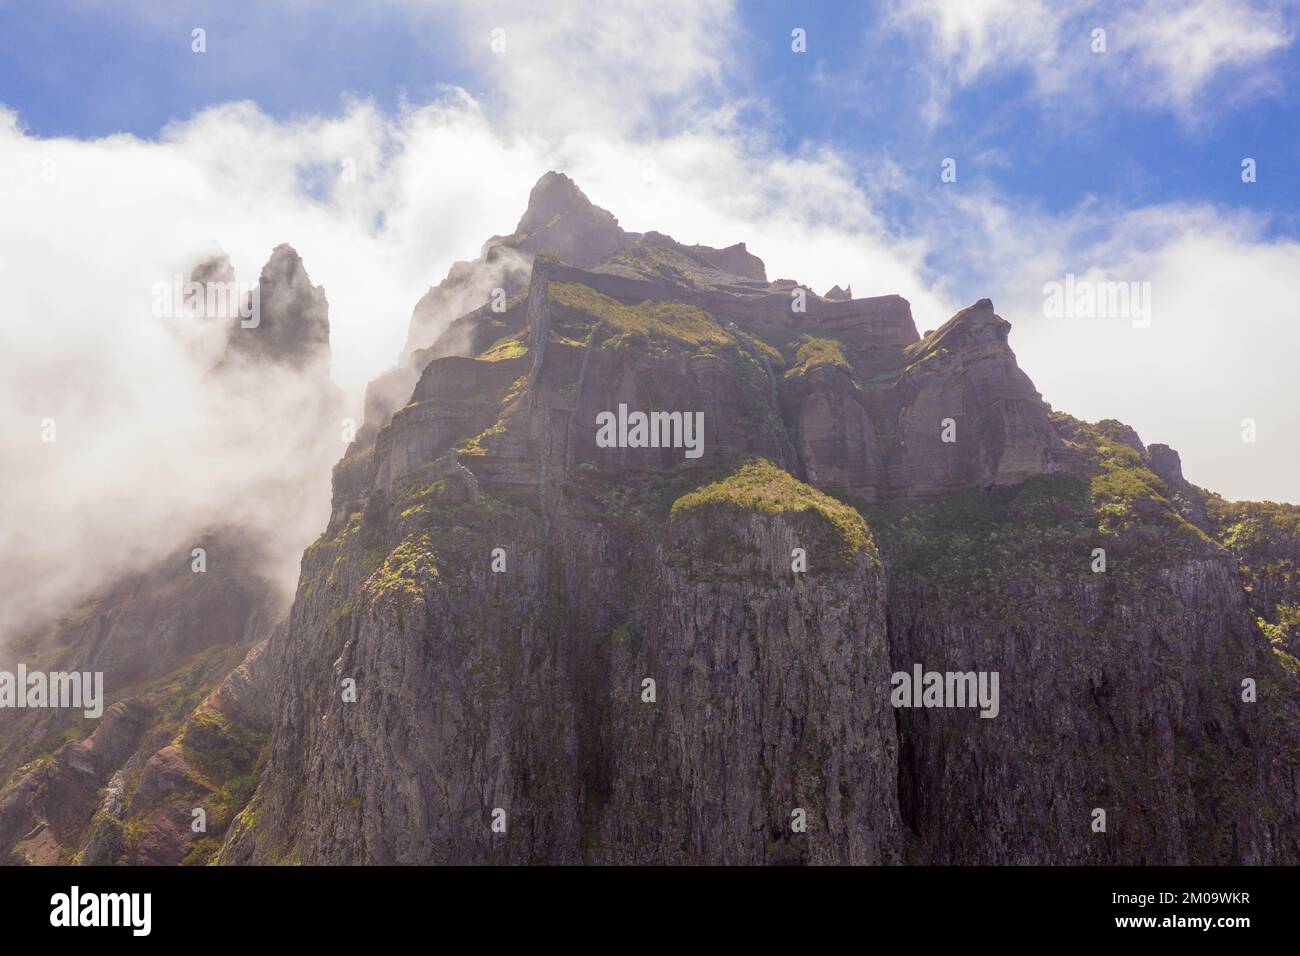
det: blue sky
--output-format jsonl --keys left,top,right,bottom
{"left": 744, "top": 2, "right": 1300, "bottom": 222}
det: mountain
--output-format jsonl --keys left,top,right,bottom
{"left": 3, "top": 173, "right": 1298, "bottom": 865}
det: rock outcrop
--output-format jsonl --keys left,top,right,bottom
{"left": 884, "top": 298, "right": 1066, "bottom": 498}
{"left": 224, "top": 244, "right": 330, "bottom": 370}
{"left": 0, "top": 537, "right": 278, "bottom": 865}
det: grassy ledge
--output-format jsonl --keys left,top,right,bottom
{"left": 670, "top": 458, "right": 875, "bottom": 558}
{"left": 783, "top": 335, "right": 851, "bottom": 380}
{"left": 549, "top": 281, "right": 733, "bottom": 351}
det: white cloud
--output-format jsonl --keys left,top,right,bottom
{"left": 0, "top": 95, "right": 550, "bottom": 640}
{"left": 892, "top": 0, "right": 1077, "bottom": 87}
{"left": 406, "top": 0, "right": 740, "bottom": 135}
{"left": 1114, "top": 0, "right": 1293, "bottom": 113}
{"left": 888, "top": 0, "right": 1296, "bottom": 123}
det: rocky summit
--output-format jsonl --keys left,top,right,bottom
{"left": 3, "top": 172, "right": 1298, "bottom": 865}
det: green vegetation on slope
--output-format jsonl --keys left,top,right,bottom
{"left": 1209, "top": 496, "right": 1300, "bottom": 554}
{"left": 361, "top": 484, "right": 543, "bottom": 609}
{"left": 671, "top": 458, "right": 875, "bottom": 569}
{"left": 783, "top": 335, "right": 852, "bottom": 381}
{"left": 606, "top": 241, "right": 717, "bottom": 285}
{"left": 453, "top": 375, "right": 528, "bottom": 458}
{"left": 1061, "top": 416, "right": 1211, "bottom": 550}
{"left": 862, "top": 476, "right": 1097, "bottom": 616}
{"left": 368, "top": 532, "right": 440, "bottom": 599}
{"left": 1207, "top": 494, "right": 1300, "bottom": 667}
{"left": 549, "top": 281, "right": 733, "bottom": 352}
{"left": 863, "top": 417, "right": 1222, "bottom": 618}
{"left": 477, "top": 332, "right": 528, "bottom": 362}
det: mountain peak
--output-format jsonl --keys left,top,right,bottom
{"left": 225, "top": 244, "right": 330, "bottom": 369}
{"left": 516, "top": 171, "right": 601, "bottom": 235}
{"left": 508, "top": 171, "right": 625, "bottom": 269}
{"left": 908, "top": 297, "right": 1008, "bottom": 360}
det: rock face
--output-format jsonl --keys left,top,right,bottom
{"left": 683, "top": 240, "right": 767, "bottom": 281}
{"left": 885, "top": 299, "right": 1067, "bottom": 498}
{"left": 879, "top": 500, "right": 1295, "bottom": 863}
{"left": 510, "top": 171, "right": 627, "bottom": 269}
{"left": 0, "top": 701, "right": 152, "bottom": 864}
{"left": 5, "top": 172, "right": 1299, "bottom": 866}
{"left": 222, "top": 460, "right": 900, "bottom": 865}
{"left": 0, "top": 528, "right": 280, "bottom": 783}
{"left": 783, "top": 359, "right": 885, "bottom": 496}
{"left": 367, "top": 170, "right": 797, "bottom": 448}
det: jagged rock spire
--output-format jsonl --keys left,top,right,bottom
{"left": 226, "top": 244, "right": 330, "bottom": 370}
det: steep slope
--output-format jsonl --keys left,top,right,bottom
{"left": 356, "top": 171, "right": 784, "bottom": 450}
{"left": 0, "top": 533, "right": 279, "bottom": 864}
{"left": 1207, "top": 494, "right": 1300, "bottom": 666}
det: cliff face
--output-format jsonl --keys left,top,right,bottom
{"left": 872, "top": 477, "right": 1297, "bottom": 863}
{"left": 223, "top": 459, "right": 901, "bottom": 865}
{"left": 1206, "top": 493, "right": 1300, "bottom": 663}
{"left": 5, "top": 173, "right": 1298, "bottom": 865}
